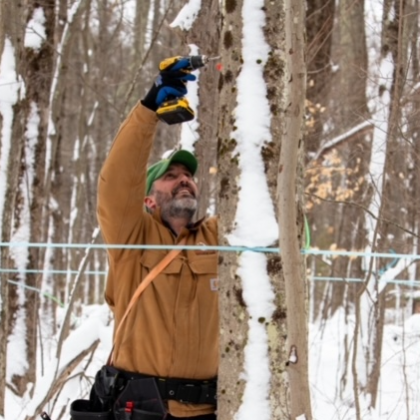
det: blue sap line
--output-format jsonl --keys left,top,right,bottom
{"left": 7, "top": 279, "right": 65, "bottom": 307}
{"left": 4, "top": 273, "right": 420, "bottom": 310}
{"left": 2, "top": 268, "right": 107, "bottom": 275}
{"left": 310, "top": 277, "right": 420, "bottom": 287}
{"left": 1, "top": 241, "right": 420, "bottom": 260}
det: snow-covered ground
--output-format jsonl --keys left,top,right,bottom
{"left": 6, "top": 305, "right": 420, "bottom": 420}
{"left": 310, "top": 310, "right": 420, "bottom": 420}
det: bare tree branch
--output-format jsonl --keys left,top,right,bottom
{"left": 307, "top": 193, "right": 419, "bottom": 239}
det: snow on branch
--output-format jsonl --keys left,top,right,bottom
{"left": 314, "top": 120, "right": 374, "bottom": 161}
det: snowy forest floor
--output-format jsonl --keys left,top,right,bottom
{"left": 6, "top": 305, "right": 420, "bottom": 420}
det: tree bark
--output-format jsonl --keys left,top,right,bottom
{"left": 277, "top": 0, "right": 312, "bottom": 418}
{"left": 9, "top": 0, "right": 57, "bottom": 396}
{"left": 263, "top": 0, "right": 290, "bottom": 417}
{"left": 305, "top": 0, "right": 335, "bottom": 154}
{"left": 326, "top": 0, "right": 371, "bottom": 317}
{"left": 216, "top": 0, "right": 245, "bottom": 417}
{"left": 186, "top": 0, "right": 221, "bottom": 219}
{"left": 0, "top": 0, "right": 28, "bottom": 411}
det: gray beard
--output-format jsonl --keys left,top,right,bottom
{"left": 165, "top": 197, "right": 197, "bottom": 220}
{"left": 156, "top": 193, "right": 198, "bottom": 223}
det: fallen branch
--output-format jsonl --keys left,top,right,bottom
{"left": 27, "top": 339, "right": 99, "bottom": 420}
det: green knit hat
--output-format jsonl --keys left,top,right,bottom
{"left": 146, "top": 150, "right": 198, "bottom": 195}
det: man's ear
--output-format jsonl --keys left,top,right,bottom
{"left": 144, "top": 196, "right": 157, "bottom": 212}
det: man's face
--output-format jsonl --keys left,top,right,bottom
{"left": 146, "top": 163, "right": 199, "bottom": 221}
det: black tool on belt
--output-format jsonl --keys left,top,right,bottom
{"left": 97, "top": 365, "right": 217, "bottom": 406}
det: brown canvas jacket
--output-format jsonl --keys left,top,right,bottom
{"left": 97, "top": 103, "right": 218, "bottom": 417}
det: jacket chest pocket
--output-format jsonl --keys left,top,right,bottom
{"left": 140, "top": 251, "right": 183, "bottom": 277}
{"left": 188, "top": 253, "right": 219, "bottom": 301}
{"left": 188, "top": 253, "right": 218, "bottom": 279}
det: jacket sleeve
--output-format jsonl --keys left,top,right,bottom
{"left": 97, "top": 102, "right": 159, "bottom": 250}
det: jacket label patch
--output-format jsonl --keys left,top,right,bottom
{"left": 210, "top": 278, "right": 219, "bottom": 291}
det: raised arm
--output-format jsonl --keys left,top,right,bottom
{"left": 97, "top": 56, "right": 199, "bottom": 250}
{"left": 97, "top": 103, "right": 158, "bottom": 247}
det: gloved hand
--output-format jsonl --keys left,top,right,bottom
{"left": 141, "top": 57, "right": 197, "bottom": 112}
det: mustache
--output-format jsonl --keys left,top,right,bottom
{"left": 172, "top": 183, "right": 196, "bottom": 198}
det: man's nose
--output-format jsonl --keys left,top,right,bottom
{"left": 179, "top": 175, "right": 190, "bottom": 184}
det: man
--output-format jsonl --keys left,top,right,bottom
{"left": 96, "top": 57, "right": 218, "bottom": 420}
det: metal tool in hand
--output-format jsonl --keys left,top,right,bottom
{"left": 156, "top": 55, "right": 220, "bottom": 125}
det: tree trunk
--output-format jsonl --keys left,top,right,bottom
{"left": 217, "top": 0, "right": 304, "bottom": 418}
{"left": 305, "top": 0, "right": 335, "bottom": 155}
{"left": 133, "top": 0, "right": 151, "bottom": 64}
{"left": 186, "top": 0, "right": 221, "bottom": 219}
{"left": 263, "top": 0, "right": 290, "bottom": 416}
{"left": 0, "top": 1, "right": 28, "bottom": 412}
{"left": 327, "top": 0, "right": 371, "bottom": 317}
{"left": 216, "top": 0, "right": 246, "bottom": 417}
{"left": 7, "top": 0, "right": 56, "bottom": 395}
{"left": 277, "top": 0, "right": 312, "bottom": 418}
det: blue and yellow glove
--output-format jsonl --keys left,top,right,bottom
{"left": 142, "top": 56, "right": 197, "bottom": 112}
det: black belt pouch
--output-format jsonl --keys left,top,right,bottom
{"left": 69, "top": 365, "right": 116, "bottom": 420}
{"left": 70, "top": 399, "right": 113, "bottom": 420}
{"left": 113, "top": 378, "right": 166, "bottom": 420}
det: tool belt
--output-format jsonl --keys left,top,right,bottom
{"left": 109, "top": 366, "right": 218, "bottom": 406}
{"left": 70, "top": 365, "right": 217, "bottom": 420}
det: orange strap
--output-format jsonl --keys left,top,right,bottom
{"left": 109, "top": 237, "right": 187, "bottom": 364}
